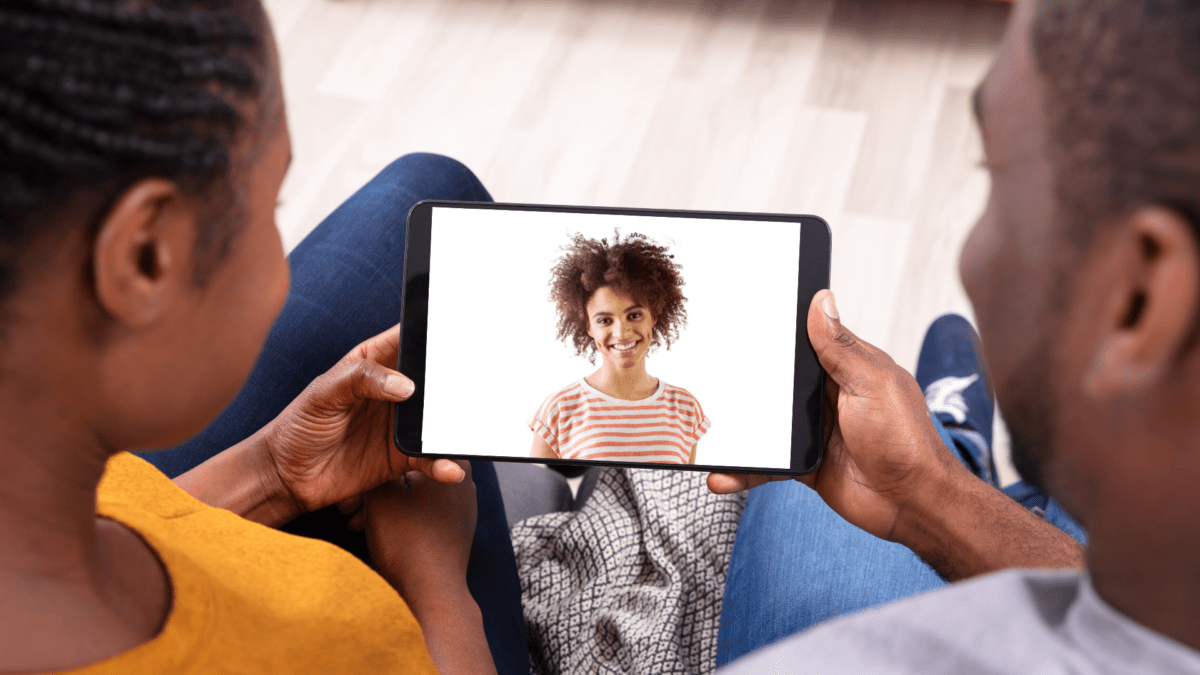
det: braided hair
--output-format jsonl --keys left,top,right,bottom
{"left": 0, "top": 0, "right": 270, "bottom": 302}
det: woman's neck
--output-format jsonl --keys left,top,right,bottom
{"left": 587, "top": 361, "right": 658, "bottom": 401}
{"left": 0, "top": 391, "right": 170, "bottom": 671}
{"left": 0, "top": 414, "right": 112, "bottom": 575}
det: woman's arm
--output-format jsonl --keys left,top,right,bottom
{"left": 174, "top": 430, "right": 299, "bottom": 527}
{"left": 530, "top": 434, "right": 557, "bottom": 459}
{"left": 175, "top": 324, "right": 466, "bottom": 527}
{"left": 688, "top": 444, "right": 697, "bottom": 465}
{"left": 365, "top": 467, "right": 497, "bottom": 675}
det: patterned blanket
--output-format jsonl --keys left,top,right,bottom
{"left": 511, "top": 468, "right": 747, "bottom": 674}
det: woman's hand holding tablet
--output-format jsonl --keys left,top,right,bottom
{"left": 177, "top": 324, "right": 467, "bottom": 527}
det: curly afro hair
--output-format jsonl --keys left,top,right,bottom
{"left": 549, "top": 231, "right": 687, "bottom": 363}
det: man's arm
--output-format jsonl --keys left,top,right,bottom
{"left": 888, "top": 460, "right": 1084, "bottom": 580}
{"left": 709, "top": 290, "right": 1083, "bottom": 581}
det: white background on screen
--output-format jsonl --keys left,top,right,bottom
{"left": 421, "top": 207, "right": 803, "bottom": 470}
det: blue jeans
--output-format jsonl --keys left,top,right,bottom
{"left": 140, "top": 154, "right": 530, "bottom": 675}
{"left": 716, "top": 415, "right": 1087, "bottom": 666}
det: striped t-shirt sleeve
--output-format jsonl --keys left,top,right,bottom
{"left": 528, "top": 383, "right": 577, "bottom": 458}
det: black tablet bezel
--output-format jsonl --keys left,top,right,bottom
{"left": 393, "top": 200, "right": 830, "bottom": 476}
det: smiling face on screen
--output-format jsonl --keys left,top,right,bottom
{"left": 586, "top": 286, "right": 656, "bottom": 372}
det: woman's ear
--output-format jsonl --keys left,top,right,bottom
{"left": 92, "top": 178, "right": 197, "bottom": 327}
{"left": 1084, "top": 205, "right": 1200, "bottom": 398}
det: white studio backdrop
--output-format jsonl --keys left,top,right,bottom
{"left": 421, "top": 206, "right": 801, "bottom": 470}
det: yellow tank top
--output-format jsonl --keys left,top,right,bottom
{"left": 66, "top": 452, "right": 437, "bottom": 674}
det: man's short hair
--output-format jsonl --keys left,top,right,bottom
{"left": 1033, "top": 0, "right": 1200, "bottom": 252}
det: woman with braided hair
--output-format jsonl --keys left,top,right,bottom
{"left": 529, "top": 232, "right": 710, "bottom": 465}
{"left": 0, "top": 1, "right": 523, "bottom": 673}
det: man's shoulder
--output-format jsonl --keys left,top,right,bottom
{"left": 721, "top": 569, "right": 1086, "bottom": 675}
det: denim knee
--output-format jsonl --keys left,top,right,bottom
{"left": 379, "top": 152, "right": 493, "bottom": 204}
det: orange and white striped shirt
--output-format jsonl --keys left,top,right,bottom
{"left": 529, "top": 379, "right": 711, "bottom": 464}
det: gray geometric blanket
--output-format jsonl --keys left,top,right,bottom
{"left": 511, "top": 468, "right": 747, "bottom": 674}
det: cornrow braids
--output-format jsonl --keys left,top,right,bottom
{"left": 0, "top": 0, "right": 269, "bottom": 303}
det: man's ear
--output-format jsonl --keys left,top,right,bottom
{"left": 1085, "top": 206, "right": 1200, "bottom": 398}
{"left": 93, "top": 178, "right": 196, "bottom": 327}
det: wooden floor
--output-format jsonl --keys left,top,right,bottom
{"left": 263, "top": 0, "right": 1017, "bottom": 483}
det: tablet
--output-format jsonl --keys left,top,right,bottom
{"left": 393, "top": 201, "right": 831, "bottom": 476}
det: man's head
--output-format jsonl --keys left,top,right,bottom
{"left": 961, "top": 0, "right": 1200, "bottom": 561}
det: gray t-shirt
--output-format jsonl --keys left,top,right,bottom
{"left": 720, "top": 569, "right": 1200, "bottom": 674}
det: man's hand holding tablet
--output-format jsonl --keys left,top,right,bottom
{"left": 711, "top": 289, "right": 1084, "bottom": 582}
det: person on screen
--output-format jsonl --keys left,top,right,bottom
{"left": 528, "top": 232, "right": 710, "bottom": 465}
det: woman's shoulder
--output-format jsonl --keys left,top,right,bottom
{"left": 94, "top": 456, "right": 434, "bottom": 674}
{"left": 659, "top": 382, "right": 702, "bottom": 405}
{"left": 98, "top": 452, "right": 206, "bottom": 517}
{"left": 535, "top": 380, "right": 589, "bottom": 413}
{"left": 659, "top": 383, "right": 710, "bottom": 430}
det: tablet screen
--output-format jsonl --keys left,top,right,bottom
{"left": 409, "top": 204, "right": 820, "bottom": 472}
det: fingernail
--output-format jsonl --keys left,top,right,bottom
{"left": 385, "top": 374, "right": 415, "bottom": 398}
{"left": 822, "top": 292, "right": 839, "bottom": 321}
{"left": 439, "top": 460, "right": 466, "bottom": 483}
